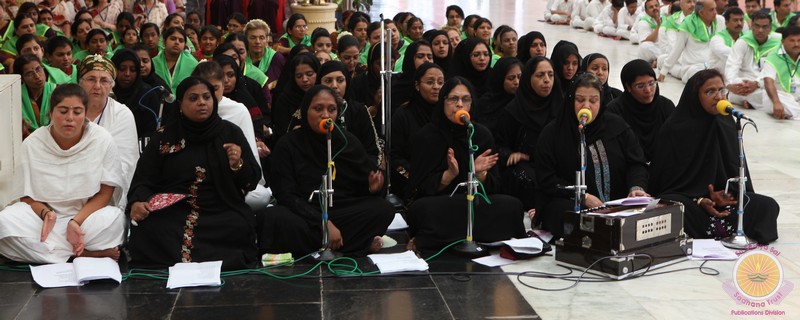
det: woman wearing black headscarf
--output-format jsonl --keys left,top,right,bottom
{"left": 535, "top": 73, "right": 649, "bottom": 238}
{"left": 607, "top": 59, "right": 675, "bottom": 162}
{"left": 516, "top": 31, "right": 547, "bottom": 65}
{"left": 649, "top": 69, "right": 779, "bottom": 244}
{"left": 262, "top": 85, "right": 394, "bottom": 257}
{"left": 580, "top": 53, "right": 622, "bottom": 106}
{"left": 216, "top": 55, "right": 267, "bottom": 141}
{"left": 424, "top": 29, "right": 452, "bottom": 73}
{"left": 127, "top": 77, "right": 261, "bottom": 270}
{"left": 316, "top": 60, "right": 381, "bottom": 169}
{"left": 271, "top": 54, "right": 320, "bottom": 141}
{"left": 351, "top": 42, "right": 384, "bottom": 119}
{"left": 550, "top": 40, "right": 581, "bottom": 97}
{"left": 392, "top": 40, "right": 433, "bottom": 114}
{"left": 391, "top": 63, "right": 444, "bottom": 196}
{"left": 474, "top": 56, "right": 522, "bottom": 131}
{"left": 405, "top": 77, "right": 526, "bottom": 251}
{"left": 494, "top": 57, "right": 562, "bottom": 211}
{"left": 111, "top": 48, "right": 161, "bottom": 145}
{"left": 448, "top": 38, "right": 492, "bottom": 98}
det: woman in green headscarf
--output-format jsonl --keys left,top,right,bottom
{"left": 14, "top": 54, "right": 56, "bottom": 138}
{"left": 276, "top": 13, "right": 311, "bottom": 56}
{"left": 152, "top": 27, "right": 199, "bottom": 93}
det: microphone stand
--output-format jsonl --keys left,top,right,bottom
{"left": 308, "top": 126, "right": 336, "bottom": 261}
{"left": 561, "top": 124, "right": 588, "bottom": 213}
{"left": 449, "top": 123, "right": 489, "bottom": 257}
{"left": 721, "top": 117, "right": 757, "bottom": 250}
{"left": 379, "top": 14, "right": 403, "bottom": 209}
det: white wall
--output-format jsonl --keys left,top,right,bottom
{"left": 0, "top": 75, "right": 22, "bottom": 209}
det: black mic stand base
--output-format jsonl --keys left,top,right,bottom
{"left": 385, "top": 192, "right": 405, "bottom": 210}
{"left": 721, "top": 234, "right": 755, "bottom": 250}
{"left": 451, "top": 240, "right": 489, "bottom": 258}
{"left": 316, "top": 248, "right": 337, "bottom": 261}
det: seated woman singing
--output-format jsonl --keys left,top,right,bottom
{"left": 405, "top": 77, "right": 526, "bottom": 251}
{"left": 126, "top": 77, "right": 262, "bottom": 270}
{"left": 0, "top": 84, "right": 126, "bottom": 263}
{"left": 535, "top": 73, "right": 649, "bottom": 239}
{"left": 649, "top": 69, "right": 780, "bottom": 244}
{"left": 262, "top": 85, "right": 394, "bottom": 257}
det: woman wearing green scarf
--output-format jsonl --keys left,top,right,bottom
{"left": 276, "top": 13, "right": 311, "bottom": 56}
{"left": 658, "top": 0, "right": 722, "bottom": 83}
{"left": 244, "top": 19, "right": 286, "bottom": 91}
{"left": 0, "top": 14, "right": 37, "bottom": 71}
{"left": 14, "top": 55, "right": 56, "bottom": 138}
{"left": 152, "top": 27, "right": 199, "bottom": 93}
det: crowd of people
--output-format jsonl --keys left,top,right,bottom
{"left": 0, "top": 1, "right": 783, "bottom": 270}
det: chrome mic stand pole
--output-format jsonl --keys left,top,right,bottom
{"left": 309, "top": 125, "right": 336, "bottom": 261}
{"left": 450, "top": 123, "right": 489, "bottom": 257}
{"left": 722, "top": 117, "right": 757, "bottom": 249}
{"left": 561, "top": 126, "right": 588, "bottom": 212}
{"left": 379, "top": 14, "right": 403, "bottom": 208}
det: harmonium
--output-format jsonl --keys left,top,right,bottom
{"left": 554, "top": 199, "right": 692, "bottom": 279}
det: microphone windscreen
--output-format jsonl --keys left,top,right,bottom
{"left": 455, "top": 109, "right": 471, "bottom": 126}
{"left": 576, "top": 108, "right": 593, "bottom": 124}
{"left": 716, "top": 100, "right": 732, "bottom": 115}
{"left": 318, "top": 118, "right": 334, "bottom": 132}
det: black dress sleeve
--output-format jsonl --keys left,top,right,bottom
{"left": 534, "top": 124, "right": 573, "bottom": 198}
{"left": 126, "top": 130, "right": 165, "bottom": 214}
{"left": 270, "top": 136, "right": 323, "bottom": 227}
{"left": 493, "top": 109, "right": 521, "bottom": 169}
{"left": 620, "top": 128, "right": 649, "bottom": 192}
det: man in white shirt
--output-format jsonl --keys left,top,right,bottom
{"left": 762, "top": 26, "right": 800, "bottom": 120}
{"left": 595, "top": 0, "right": 624, "bottom": 38}
{"left": 587, "top": 0, "right": 611, "bottom": 32}
{"left": 725, "top": 11, "right": 781, "bottom": 110}
{"left": 709, "top": 7, "right": 745, "bottom": 72}
{"left": 617, "top": 0, "right": 641, "bottom": 43}
{"left": 549, "top": 0, "right": 575, "bottom": 25}
{"left": 572, "top": 0, "right": 592, "bottom": 29}
{"left": 743, "top": 0, "right": 761, "bottom": 28}
{"left": 658, "top": 0, "right": 723, "bottom": 83}
{"left": 637, "top": 0, "right": 663, "bottom": 67}
{"left": 658, "top": 0, "right": 696, "bottom": 66}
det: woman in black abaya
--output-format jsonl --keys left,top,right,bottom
{"left": 405, "top": 77, "right": 526, "bottom": 251}
{"left": 448, "top": 38, "right": 492, "bottom": 98}
{"left": 391, "top": 40, "right": 434, "bottom": 114}
{"left": 580, "top": 53, "right": 622, "bottom": 106}
{"left": 607, "top": 59, "right": 675, "bottom": 162}
{"left": 271, "top": 54, "right": 320, "bottom": 141}
{"left": 262, "top": 85, "right": 394, "bottom": 257}
{"left": 550, "top": 40, "right": 581, "bottom": 97}
{"left": 474, "top": 56, "right": 522, "bottom": 131}
{"left": 535, "top": 73, "right": 649, "bottom": 238}
{"left": 127, "top": 77, "right": 261, "bottom": 270}
{"left": 649, "top": 69, "right": 779, "bottom": 244}
{"left": 111, "top": 48, "right": 161, "bottom": 144}
{"left": 516, "top": 31, "right": 547, "bottom": 65}
{"left": 494, "top": 56, "right": 562, "bottom": 211}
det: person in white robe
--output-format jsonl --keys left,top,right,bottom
{"left": 637, "top": 0, "right": 663, "bottom": 65}
{"left": 725, "top": 11, "right": 781, "bottom": 110}
{"left": 595, "top": 0, "right": 624, "bottom": 37}
{"left": 658, "top": 0, "right": 725, "bottom": 83}
{"left": 617, "top": 0, "right": 641, "bottom": 43}
{"left": 762, "top": 26, "right": 800, "bottom": 120}
{"left": 586, "top": 0, "right": 610, "bottom": 32}
{"left": 0, "top": 84, "right": 126, "bottom": 264}
{"left": 657, "top": 0, "right": 695, "bottom": 69}
{"left": 709, "top": 8, "right": 745, "bottom": 72}
{"left": 549, "top": 0, "right": 575, "bottom": 25}
{"left": 78, "top": 54, "right": 139, "bottom": 209}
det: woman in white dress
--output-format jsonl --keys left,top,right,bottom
{"left": 0, "top": 84, "right": 126, "bottom": 263}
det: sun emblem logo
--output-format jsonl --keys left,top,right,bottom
{"left": 733, "top": 250, "right": 783, "bottom": 301}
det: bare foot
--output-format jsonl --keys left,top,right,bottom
{"left": 369, "top": 236, "right": 383, "bottom": 253}
{"left": 80, "top": 247, "right": 121, "bottom": 261}
{"left": 405, "top": 237, "right": 416, "bottom": 251}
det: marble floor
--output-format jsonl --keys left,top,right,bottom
{"left": 0, "top": 1, "right": 798, "bottom": 319}
{"left": 367, "top": 1, "right": 800, "bottom": 319}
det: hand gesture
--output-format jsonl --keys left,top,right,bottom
{"left": 773, "top": 101, "right": 785, "bottom": 119}
{"left": 585, "top": 193, "right": 604, "bottom": 208}
{"left": 130, "top": 201, "right": 153, "bottom": 223}
{"left": 474, "top": 149, "right": 498, "bottom": 172}
{"left": 66, "top": 220, "right": 85, "bottom": 256}
{"left": 658, "top": 74, "right": 666, "bottom": 82}
{"left": 40, "top": 210, "right": 57, "bottom": 242}
{"left": 707, "top": 184, "right": 737, "bottom": 207}
{"left": 223, "top": 143, "right": 243, "bottom": 169}
{"left": 446, "top": 148, "right": 459, "bottom": 178}
{"left": 627, "top": 189, "right": 651, "bottom": 198}
{"left": 256, "top": 141, "right": 271, "bottom": 157}
{"left": 327, "top": 221, "right": 343, "bottom": 250}
{"left": 506, "top": 152, "right": 529, "bottom": 166}
{"left": 368, "top": 170, "right": 384, "bottom": 194}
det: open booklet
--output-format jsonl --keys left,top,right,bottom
{"left": 30, "top": 257, "right": 122, "bottom": 288}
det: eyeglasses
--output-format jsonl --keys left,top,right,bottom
{"left": 23, "top": 66, "right": 43, "bottom": 79}
{"left": 294, "top": 24, "right": 308, "bottom": 30}
{"left": 632, "top": 80, "right": 657, "bottom": 90}
{"left": 445, "top": 95, "right": 472, "bottom": 105}
{"left": 704, "top": 88, "right": 729, "bottom": 97}
{"left": 80, "top": 76, "right": 114, "bottom": 86}
{"left": 420, "top": 79, "right": 444, "bottom": 87}
{"left": 751, "top": 24, "right": 771, "bottom": 31}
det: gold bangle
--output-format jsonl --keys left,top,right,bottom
{"left": 696, "top": 197, "right": 705, "bottom": 206}
{"left": 231, "top": 158, "right": 244, "bottom": 173}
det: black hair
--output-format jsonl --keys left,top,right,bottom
{"left": 13, "top": 54, "right": 41, "bottom": 77}
{"left": 70, "top": 19, "right": 92, "bottom": 39}
{"left": 405, "top": 17, "right": 423, "bottom": 33}
{"left": 751, "top": 10, "right": 772, "bottom": 24}
{"left": 13, "top": 12, "right": 34, "bottom": 31}
{"left": 446, "top": 5, "right": 465, "bottom": 19}
{"left": 229, "top": 12, "right": 247, "bottom": 25}
{"left": 131, "top": 43, "right": 151, "bottom": 54}
{"left": 781, "top": 25, "right": 800, "bottom": 38}
{"left": 200, "top": 25, "right": 222, "bottom": 39}
{"left": 116, "top": 12, "right": 135, "bottom": 28}
{"left": 162, "top": 27, "right": 187, "bottom": 42}
{"left": 45, "top": 35, "right": 72, "bottom": 55}
{"left": 624, "top": 0, "right": 637, "bottom": 6}
{"left": 50, "top": 84, "right": 89, "bottom": 110}
{"left": 85, "top": 29, "right": 108, "bottom": 47}
{"left": 184, "top": 23, "right": 200, "bottom": 36}
{"left": 463, "top": 14, "right": 480, "bottom": 33}
{"left": 15, "top": 33, "right": 40, "bottom": 55}
{"left": 213, "top": 42, "right": 237, "bottom": 58}
{"left": 311, "top": 27, "right": 331, "bottom": 47}
{"left": 140, "top": 23, "right": 160, "bottom": 38}
{"left": 723, "top": 7, "right": 745, "bottom": 21}
{"left": 471, "top": 17, "right": 492, "bottom": 33}
{"left": 348, "top": 16, "right": 369, "bottom": 33}
{"left": 192, "top": 60, "right": 224, "bottom": 82}
{"left": 18, "top": 2, "right": 37, "bottom": 17}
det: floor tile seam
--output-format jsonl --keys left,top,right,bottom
{"left": 166, "top": 288, "right": 180, "bottom": 319}
{"left": 172, "top": 302, "right": 324, "bottom": 308}
{"left": 11, "top": 291, "right": 34, "bottom": 320}
{"left": 428, "top": 274, "right": 456, "bottom": 320}
{"left": 323, "top": 286, "right": 438, "bottom": 292}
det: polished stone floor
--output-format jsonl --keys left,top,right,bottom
{"left": 2, "top": 1, "right": 799, "bottom": 319}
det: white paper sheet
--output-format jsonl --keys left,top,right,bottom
{"left": 689, "top": 239, "right": 739, "bottom": 261}
{"left": 604, "top": 197, "right": 655, "bottom": 206}
{"left": 30, "top": 263, "right": 80, "bottom": 288}
{"left": 73, "top": 257, "right": 122, "bottom": 284}
{"left": 387, "top": 213, "right": 409, "bottom": 231}
{"left": 472, "top": 254, "right": 517, "bottom": 267}
{"left": 501, "top": 237, "right": 544, "bottom": 254}
{"left": 368, "top": 250, "right": 428, "bottom": 273}
{"left": 30, "top": 257, "right": 121, "bottom": 288}
{"left": 166, "top": 261, "right": 223, "bottom": 289}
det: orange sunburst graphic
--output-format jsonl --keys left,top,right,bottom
{"left": 734, "top": 251, "right": 783, "bottom": 300}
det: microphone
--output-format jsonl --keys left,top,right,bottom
{"left": 318, "top": 118, "right": 335, "bottom": 132}
{"left": 455, "top": 109, "right": 472, "bottom": 127}
{"left": 716, "top": 100, "right": 753, "bottom": 121}
{"left": 157, "top": 86, "right": 175, "bottom": 103}
{"left": 576, "top": 108, "right": 593, "bottom": 129}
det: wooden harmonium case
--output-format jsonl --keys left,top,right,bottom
{"left": 560, "top": 199, "right": 684, "bottom": 254}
